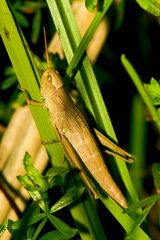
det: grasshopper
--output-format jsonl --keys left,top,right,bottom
{"left": 34, "top": 31, "right": 134, "bottom": 209}
{"left": 22, "top": 31, "right": 134, "bottom": 209}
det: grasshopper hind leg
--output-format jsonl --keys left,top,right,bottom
{"left": 61, "top": 135, "right": 99, "bottom": 199}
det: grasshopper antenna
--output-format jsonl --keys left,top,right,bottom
{"left": 43, "top": 27, "right": 51, "bottom": 68}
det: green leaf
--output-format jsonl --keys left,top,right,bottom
{"left": 4, "top": 66, "right": 15, "bottom": 75}
{"left": 7, "top": 204, "right": 46, "bottom": 239}
{"left": 46, "top": 167, "right": 69, "bottom": 187}
{"left": 26, "top": 225, "right": 35, "bottom": 239}
{"left": 85, "top": 0, "right": 98, "bottom": 11}
{"left": 157, "top": 108, "right": 160, "bottom": 119}
{"left": 27, "top": 213, "right": 47, "bottom": 226}
{"left": 152, "top": 163, "right": 160, "bottom": 191}
{"left": 14, "top": 10, "right": 29, "bottom": 27}
{"left": 40, "top": 229, "right": 77, "bottom": 240}
{"left": 50, "top": 187, "right": 85, "bottom": 213}
{"left": 12, "top": 92, "right": 26, "bottom": 109}
{"left": 11, "top": 203, "right": 46, "bottom": 239}
{"left": 8, "top": 220, "right": 23, "bottom": 232}
{"left": 12, "top": 1, "right": 21, "bottom": 10}
{"left": 7, "top": 219, "right": 21, "bottom": 234}
{"left": 125, "top": 202, "right": 155, "bottom": 240}
{"left": 23, "top": 152, "right": 48, "bottom": 189}
{"left": 17, "top": 175, "right": 37, "bottom": 190}
{"left": 114, "top": 0, "right": 126, "bottom": 29}
{"left": 32, "top": 217, "right": 48, "bottom": 240}
{"left": 22, "top": 1, "right": 46, "bottom": 9}
{"left": 22, "top": 202, "right": 41, "bottom": 224}
{"left": 136, "top": 0, "right": 160, "bottom": 17}
{"left": 31, "top": 8, "right": 41, "bottom": 43}
{"left": 17, "top": 175, "right": 46, "bottom": 211}
{"left": 48, "top": 214, "right": 77, "bottom": 237}
{"left": 1, "top": 75, "right": 17, "bottom": 89}
{"left": 121, "top": 54, "right": 160, "bottom": 130}
{"left": 46, "top": 167, "right": 69, "bottom": 179}
{"left": 124, "top": 194, "right": 160, "bottom": 214}
{"left": 144, "top": 78, "right": 160, "bottom": 105}
{"left": 0, "top": 220, "right": 8, "bottom": 237}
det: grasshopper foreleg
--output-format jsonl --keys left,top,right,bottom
{"left": 19, "top": 86, "right": 44, "bottom": 106}
{"left": 19, "top": 86, "right": 61, "bottom": 146}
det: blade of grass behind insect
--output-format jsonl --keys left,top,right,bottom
{"left": 65, "top": 1, "right": 112, "bottom": 79}
{"left": 129, "top": 95, "right": 147, "bottom": 197}
{"left": 125, "top": 202, "right": 155, "bottom": 240}
{"left": 124, "top": 194, "right": 160, "bottom": 214}
{"left": 121, "top": 54, "right": 160, "bottom": 130}
{"left": 152, "top": 163, "right": 160, "bottom": 191}
{"left": 47, "top": 0, "right": 139, "bottom": 214}
{"left": 0, "top": 1, "right": 107, "bottom": 240}
{"left": 101, "top": 195, "right": 151, "bottom": 240}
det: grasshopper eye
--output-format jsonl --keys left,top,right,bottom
{"left": 47, "top": 75, "right": 52, "bottom": 82}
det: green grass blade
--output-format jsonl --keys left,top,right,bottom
{"left": 125, "top": 202, "right": 154, "bottom": 240}
{"left": 124, "top": 194, "right": 160, "bottom": 214}
{"left": 121, "top": 54, "right": 160, "bottom": 130}
{"left": 129, "top": 95, "right": 147, "bottom": 197}
{"left": 100, "top": 195, "right": 151, "bottom": 240}
{"left": 152, "top": 163, "right": 160, "bottom": 191}
{"left": 65, "top": 0, "right": 112, "bottom": 78}
{"left": 31, "top": 217, "right": 47, "bottom": 240}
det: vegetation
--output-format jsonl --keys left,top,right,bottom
{"left": 0, "top": 0, "right": 160, "bottom": 239}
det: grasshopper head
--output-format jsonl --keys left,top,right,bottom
{"left": 41, "top": 29, "right": 63, "bottom": 99}
{"left": 40, "top": 68, "right": 63, "bottom": 98}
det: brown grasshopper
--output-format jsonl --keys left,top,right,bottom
{"left": 35, "top": 31, "right": 134, "bottom": 208}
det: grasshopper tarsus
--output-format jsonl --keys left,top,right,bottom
{"left": 41, "top": 139, "right": 61, "bottom": 145}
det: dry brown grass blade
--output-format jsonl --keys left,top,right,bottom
{"left": 0, "top": 106, "right": 48, "bottom": 240}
